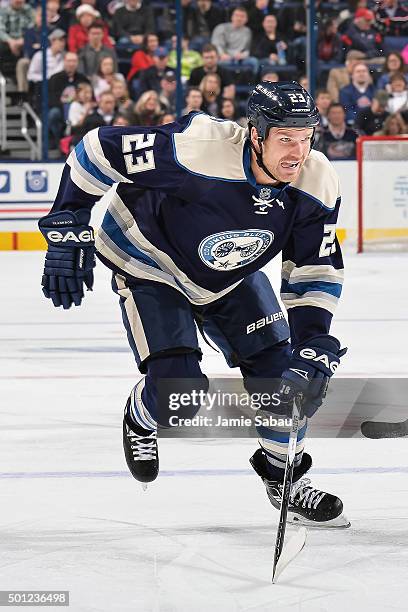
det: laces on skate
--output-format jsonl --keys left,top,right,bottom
{"left": 126, "top": 426, "right": 157, "bottom": 461}
{"left": 290, "top": 478, "right": 325, "bottom": 510}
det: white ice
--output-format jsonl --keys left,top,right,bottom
{"left": 0, "top": 251, "right": 407, "bottom": 612}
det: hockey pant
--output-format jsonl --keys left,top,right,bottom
{"left": 112, "top": 271, "right": 307, "bottom": 479}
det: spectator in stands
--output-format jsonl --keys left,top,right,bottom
{"left": 278, "top": 0, "right": 307, "bottom": 42}
{"left": 132, "top": 90, "right": 162, "bottom": 126}
{"left": 16, "top": 5, "right": 49, "bottom": 96}
{"left": 72, "top": 90, "right": 116, "bottom": 144}
{"left": 327, "top": 49, "right": 366, "bottom": 101}
{"left": 261, "top": 70, "right": 279, "bottom": 82}
{"left": 219, "top": 97, "right": 246, "bottom": 126}
{"left": 377, "top": 52, "right": 407, "bottom": 91}
{"left": 246, "top": 0, "right": 276, "bottom": 37}
{"left": 168, "top": 36, "right": 203, "bottom": 80}
{"left": 22, "top": 6, "right": 48, "bottom": 60}
{"left": 48, "top": 51, "right": 89, "bottom": 147}
{"left": 188, "top": 43, "right": 234, "bottom": 98}
{"left": 113, "top": 113, "right": 131, "bottom": 127}
{"left": 138, "top": 47, "right": 171, "bottom": 95}
{"left": 158, "top": 70, "right": 177, "bottom": 114}
{"left": 319, "top": 102, "right": 358, "bottom": 160}
{"left": 315, "top": 89, "right": 333, "bottom": 128}
{"left": 342, "top": 9, "right": 383, "bottom": 59}
{"left": 199, "top": 72, "right": 221, "bottom": 116}
{"left": 68, "top": 4, "right": 112, "bottom": 54}
{"left": 112, "top": 0, "right": 155, "bottom": 46}
{"left": 386, "top": 72, "right": 408, "bottom": 113}
{"left": 374, "top": 112, "right": 407, "bottom": 135}
{"left": 354, "top": 89, "right": 390, "bottom": 134}
{"left": 318, "top": 18, "right": 343, "bottom": 63}
{"left": 78, "top": 22, "right": 117, "bottom": 78}
{"left": 159, "top": 113, "right": 176, "bottom": 125}
{"left": 183, "top": 0, "right": 225, "bottom": 45}
{"left": 67, "top": 82, "right": 95, "bottom": 132}
{"left": 339, "top": 61, "right": 375, "bottom": 123}
{"left": 183, "top": 87, "right": 203, "bottom": 114}
{"left": 111, "top": 78, "right": 133, "bottom": 119}
{"left": 92, "top": 55, "right": 125, "bottom": 101}
{"left": 374, "top": 0, "right": 408, "bottom": 37}
{"left": 251, "top": 14, "right": 287, "bottom": 65}
{"left": 211, "top": 6, "right": 258, "bottom": 73}
{"left": 0, "top": 0, "right": 34, "bottom": 76}
{"left": 28, "top": 29, "right": 66, "bottom": 109}
{"left": 46, "top": 0, "right": 69, "bottom": 34}
{"left": 127, "top": 33, "right": 158, "bottom": 84}
{"left": 299, "top": 75, "right": 309, "bottom": 90}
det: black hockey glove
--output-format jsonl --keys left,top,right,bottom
{"left": 38, "top": 209, "right": 96, "bottom": 309}
{"left": 276, "top": 335, "right": 347, "bottom": 418}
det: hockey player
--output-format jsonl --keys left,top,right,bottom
{"left": 38, "top": 81, "right": 349, "bottom": 528}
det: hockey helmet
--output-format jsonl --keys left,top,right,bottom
{"left": 247, "top": 81, "right": 320, "bottom": 141}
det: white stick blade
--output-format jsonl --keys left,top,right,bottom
{"left": 272, "top": 527, "right": 307, "bottom": 583}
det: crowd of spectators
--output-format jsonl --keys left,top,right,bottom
{"left": 1, "top": 0, "right": 408, "bottom": 159}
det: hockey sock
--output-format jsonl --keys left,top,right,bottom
{"left": 257, "top": 411, "right": 308, "bottom": 481}
{"left": 126, "top": 379, "right": 157, "bottom": 432}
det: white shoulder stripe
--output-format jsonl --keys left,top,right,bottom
{"left": 172, "top": 114, "right": 247, "bottom": 181}
{"left": 291, "top": 150, "right": 340, "bottom": 210}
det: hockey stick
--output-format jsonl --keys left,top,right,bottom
{"left": 272, "top": 394, "right": 307, "bottom": 583}
{"left": 361, "top": 418, "right": 408, "bottom": 439}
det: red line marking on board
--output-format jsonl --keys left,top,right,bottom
{"left": 12, "top": 232, "right": 18, "bottom": 250}
{"left": 0, "top": 209, "right": 50, "bottom": 213}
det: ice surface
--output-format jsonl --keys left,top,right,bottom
{"left": 0, "top": 251, "right": 407, "bottom": 611}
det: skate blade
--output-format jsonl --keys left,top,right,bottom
{"left": 289, "top": 512, "right": 351, "bottom": 529}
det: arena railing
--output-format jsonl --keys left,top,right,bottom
{"left": 21, "top": 102, "right": 42, "bottom": 161}
{"left": 0, "top": 71, "right": 7, "bottom": 152}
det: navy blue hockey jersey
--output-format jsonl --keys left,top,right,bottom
{"left": 52, "top": 112, "right": 344, "bottom": 346}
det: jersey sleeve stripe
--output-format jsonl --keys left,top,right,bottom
{"left": 281, "top": 279, "right": 342, "bottom": 299}
{"left": 101, "top": 209, "right": 161, "bottom": 269}
{"left": 68, "top": 149, "right": 110, "bottom": 195}
{"left": 281, "top": 261, "right": 344, "bottom": 284}
{"left": 85, "top": 129, "right": 131, "bottom": 184}
{"left": 75, "top": 139, "right": 115, "bottom": 187}
{"left": 281, "top": 292, "right": 338, "bottom": 314}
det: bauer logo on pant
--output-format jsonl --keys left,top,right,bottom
{"left": 198, "top": 230, "right": 274, "bottom": 271}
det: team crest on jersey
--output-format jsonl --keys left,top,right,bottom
{"left": 198, "top": 230, "right": 274, "bottom": 271}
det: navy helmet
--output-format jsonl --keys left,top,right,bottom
{"left": 247, "top": 81, "right": 320, "bottom": 141}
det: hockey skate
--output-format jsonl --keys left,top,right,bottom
{"left": 250, "top": 448, "right": 350, "bottom": 528}
{"left": 123, "top": 406, "right": 159, "bottom": 488}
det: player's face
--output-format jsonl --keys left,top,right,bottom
{"left": 259, "top": 127, "right": 313, "bottom": 183}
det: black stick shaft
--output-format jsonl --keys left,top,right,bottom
{"left": 272, "top": 396, "right": 301, "bottom": 581}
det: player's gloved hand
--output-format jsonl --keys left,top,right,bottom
{"left": 275, "top": 335, "right": 347, "bottom": 417}
{"left": 38, "top": 209, "right": 96, "bottom": 309}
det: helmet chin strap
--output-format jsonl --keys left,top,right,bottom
{"left": 249, "top": 137, "right": 285, "bottom": 185}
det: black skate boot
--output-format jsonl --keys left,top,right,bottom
{"left": 123, "top": 405, "right": 159, "bottom": 486}
{"left": 250, "top": 448, "right": 350, "bottom": 528}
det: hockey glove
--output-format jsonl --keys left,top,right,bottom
{"left": 38, "top": 209, "right": 96, "bottom": 309}
{"left": 276, "top": 335, "right": 347, "bottom": 418}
